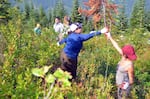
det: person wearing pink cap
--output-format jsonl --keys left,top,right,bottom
{"left": 105, "top": 32, "right": 137, "bottom": 99}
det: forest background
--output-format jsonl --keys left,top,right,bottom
{"left": 0, "top": 0, "right": 150, "bottom": 99}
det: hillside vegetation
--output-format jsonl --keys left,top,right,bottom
{"left": 0, "top": 0, "right": 150, "bottom": 99}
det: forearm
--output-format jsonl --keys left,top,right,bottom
{"left": 129, "top": 72, "right": 134, "bottom": 85}
{"left": 59, "top": 38, "right": 66, "bottom": 45}
{"left": 81, "top": 31, "right": 101, "bottom": 41}
{"left": 109, "top": 37, "right": 123, "bottom": 55}
{"left": 128, "top": 66, "right": 134, "bottom": 85}
{"left": 90, "top": 31, "right": 101, "bottom": 36}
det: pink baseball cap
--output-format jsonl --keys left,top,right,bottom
{"left": 122, "top": 45, "right": 137, "bottom": 61}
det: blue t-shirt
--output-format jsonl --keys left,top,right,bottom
{"left": 59, "top": 31, "right": 101, "bottom": 59}
{"left": 34, "top": 27, "right": 41, "bottom": 35}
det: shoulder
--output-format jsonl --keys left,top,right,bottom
{"left": 127, "top": 61, "right": 134, "bottom": 71}
{"left": 58, "top": 23, "right": 63, "bottom": 26}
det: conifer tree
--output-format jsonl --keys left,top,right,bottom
{"left": 28, "top": 9, "right": 39, "bottom": 27}
{"left": 48, "top": 9, "right": 54, "bottom": 26}
{"left": 71, "top": 0, "right": 83, "bottom": 23}
{"left": 29, "top": 2, "right": 39, "bottom": 24}
{"left": 117, "top": 0, "right": 128, "bottom": 31}
{"left": 39, "top": 6, "right": 48, "bottom": 27}
{"left": 0, "top": 0, "right": 10, "bottom": 21}
{"left": 144, "top": 11, "right": 150, "bottom": 31}
{"left": 24, "top": 2, "right": 31, "bottom": 20}
{"left": 130, "top": 0, "right": 145, "bottom": 29}
{"left": 53, "top": 0, "right": 66, "bottom": 20}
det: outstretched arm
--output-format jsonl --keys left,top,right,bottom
{"left": 80, "top": 27, "right": 109, "bottom": 41}
{"left": 106, "top": 33, "right": 123, "bottom": 55}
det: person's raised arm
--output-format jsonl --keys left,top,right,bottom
{"left": 105, "top": 32, "right": 123, "bottom": 55}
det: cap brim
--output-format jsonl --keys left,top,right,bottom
{"left": 128, "top": 54, "right": 137, "bottom": 61}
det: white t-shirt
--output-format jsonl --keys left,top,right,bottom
{"left": 53, "top": 23, "right": 64, "bottom": 33}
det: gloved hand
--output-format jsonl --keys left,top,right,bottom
{"left": 120, "top": 82, "right": 129, "bottom": 90}
{"left": 57, "top": 42, "right": 60, "bottom": 46}
{"left": 105, "top": 32, "right": 111, "bottom": 38}
{"left": 100, "top": 27, "right": 109, "bottom": 34}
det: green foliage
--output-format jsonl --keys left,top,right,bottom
{"left": 39, "top": 6, "right": 49, "bottom": 27}
{"left": 71, "top": 0, "right": 83, "bottom": 23}
{"left": 48, "top": 9, "right": 54, "bottom": 26}
{"left": 82, "top": 17, "right": 94, "bottom": 32}
{"left": 32, "top": 67, "right": 72, "bottom": 99}
{"left": 130, "top": 0, "right": 145, "bottom": 29}
{"left": 24, "top": 2, "right": 30, "bottom": 20}
{"left": 144, "top": 11, "right": 150, "bottom": 31}
{"left": 116, "top": 0, "right": 128, "bottom": 31}
{"left": 0, "top": 0, "right": 11, "bottom": 23}
{"left": 0, "top": 0, "right": 150, "bottom": 98}
{"left": 53, "top": 0, "right": 66, "bottom": 19}
{"left": 32, "top": 66, "right": 52, "bottom": 78}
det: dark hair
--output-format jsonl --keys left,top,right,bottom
{"left": 55, "top": 16, "right": 60, "bottom": 20}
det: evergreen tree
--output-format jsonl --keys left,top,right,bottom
{"left": 117, "top": 0, "right": 128, "bottom": 31}
{"left": 144, "top": 11, "right": 150, "bottom": 31}
{"left": 29, "top": 8, "right": 40, "bottom": 27}
{"left": 48, "top": 9, "right": 54, "bottom": 26}
{"left": 24, "top": 2, "right": 31, "bottom": 20}
{"left": 0, "top": 0, "right": 10, "bottom": 21}
{"left": 49, "top": 9, "right": 56, "bottom": 25}
{"left": 29, "top": 2, "right": 39, "bottom": 22}
{"left": 130, "top": 0, "right": 145, "bottom": 29}
{"left": 71, "top": 0, "right": 83, "bottom": 23}
{"left": 53, "top": 0, "right": 66, "bottom": 19}
{"left": 39, "top": 6, "right": 48, "bottom": 27}
{"left": 82, "top": 17, "right": 93, "bottom": 32}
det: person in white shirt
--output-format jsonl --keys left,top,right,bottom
{"left": 53, "top": 17, "right": 64, "bottom": 41}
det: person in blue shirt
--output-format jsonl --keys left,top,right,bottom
{"left": 57, "top": 22, "right": 108, "bottom": 80}
{"left": 34, "top": 23, "right": 41, "bottom": 35}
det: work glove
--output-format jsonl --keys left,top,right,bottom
{"left": 100, "top": 27, "right": 109, "bottom": 34}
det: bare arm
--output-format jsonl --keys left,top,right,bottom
{"left": 108, "top": 34, "right": 123, "bottom": 55}
{"left": 128, "top": 64, "right": 134, "bottom": 85}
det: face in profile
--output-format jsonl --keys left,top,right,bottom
{"left": 55, "top": 18, "right": 60, "bottom": 24}
{"left": 75, "top": 28, "right": 82, "bottom": 34}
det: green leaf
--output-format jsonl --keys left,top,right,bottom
{"left": 32, "top": 66, "right": 52, "bottom": 78}
{"left": 53, "top": 68, "right": 72, "bottom": 80}
{"left": 53, "top": 68, "right": 65, "bottom": 78}
{"left": 43, "top": 66, "right": 51, "bottom": 74}
{"left": 32, "top": 68, "right": 44, "bottom": 78}
{"left": 64, "top": 71, "right": 72, "bottom": 79}
{"left": 61, "top": 79, "right": 71, "bottom": 87}
{"left": 45, "top": 74, "right": 55, "bottom": 84}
